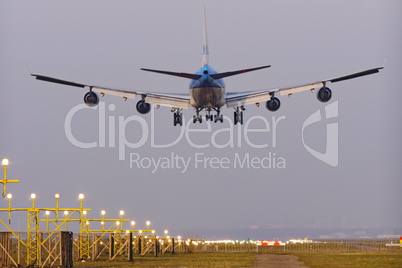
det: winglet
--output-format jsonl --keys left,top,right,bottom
{"left": 202, "top": 6, "right": 209, "bottom": 66}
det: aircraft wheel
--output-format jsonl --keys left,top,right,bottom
{"left": 178, "top": 113, "right": 183, "bottom": 126}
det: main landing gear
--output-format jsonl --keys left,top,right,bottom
{"left": 192, "top": 108, "right": 224, "bottom": 124}
{"left": 173, "top": 108, "right": 183, "bottom": 126}
{"left": 205, "top": 108, "right": 223, "bottom": 123}
{"left": 234, "top": 106, "right": 244, "bottom": 125}
{"left": 193, "top": 109, "right": 203, "bottom": 123}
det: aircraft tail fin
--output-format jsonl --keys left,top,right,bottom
{"left": 202, "top": 6, "right": 209, "bottom": 66}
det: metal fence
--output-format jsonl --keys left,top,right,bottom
{"left": 184, "top": 239, "right": 402, "bottom": 254}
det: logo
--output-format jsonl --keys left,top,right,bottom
{"left": 302, "top": 101, "right": 338, "bottom": 167}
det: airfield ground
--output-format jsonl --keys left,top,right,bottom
{"left": 73, "top": 251, "right": 402, "bottom": 267}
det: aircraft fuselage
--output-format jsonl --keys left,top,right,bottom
{"left": 189, "top": 65, "right": 226, "bottom": 109}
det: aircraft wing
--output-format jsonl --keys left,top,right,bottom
{"left": 31, "top": 74, "right": 190, "bottom": 109}
{"left": 225, "top": 66, "right": 383, "bottom": 108}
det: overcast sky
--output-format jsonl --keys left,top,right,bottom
{"left": 1, "top": 0, "right": 401, "bottom": 238}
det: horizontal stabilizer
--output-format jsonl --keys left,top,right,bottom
{"left": 141, "top": 68, "right": 202, "bottom": 80}
{"left": 210, "top": 65, "right": 271, "bottom": 80}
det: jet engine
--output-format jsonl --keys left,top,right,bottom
{"left": 83, "top": 91, "right": 99, "bottom": 107}
{"left": 317, "top": 87, "right": 332, "bottom": 102}
{"left": 136, "top": 100, "right": 151, "bottom": 114}
{"left": 266, "top": 97, "right": 281, "bottom": 112}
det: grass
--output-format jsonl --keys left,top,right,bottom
{"left": 73, "top": 252, "right": 257, "bottom": 267}
{"left": 288, "top": 252, "right": 402, "bottom": 268}
{"left": 72, "top": 251, "right": 402, "bottom": 267}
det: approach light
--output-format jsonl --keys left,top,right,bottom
{"left": 101, "top": 210, "right": 106, "bottom": 215}
{"left": 164, "top": 230, "right": 168, "bottom": 235}
{"left": 45, "top": 211, "right": 50, "bottom": 216}
{"left": 116, "top": 221, "right": 120, "bottom": 226}
{"left": 146, "top": 221, "right": 151, "bottom": 226}
{"left": 30, "top": 193, "right": 36, "bottom": 199}
{"left": 64, "top": 211, "right": 68, "bottom": 216}
{"left": 83, "top": 211, "right": 87, "bottom": 215}
{"left": 78, "top": 193, "right": 84, "bottom": 200}
{"left": 131, "top": 221, "right": 135, "bottom": 226}
{"left": 6, "top": 193, "right": 12, "bottom": 199}
{"left": 55, "top": 193, "right": 60, "bottom": 199}
{"left": 2, "top": 159, "right": 9, "bottom": 166}
{"left": 119, "top": 210, "right": 124, "bottom": 216}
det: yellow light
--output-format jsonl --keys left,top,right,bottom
{"left": 2, "top": 159, "right": 9, "bottom": 166}
{"left": 30, "top": 193, "right": 36, "bottom": 199}
{"left": 78, "top": 193, "right": 84, "bottom": 200}
{"left": 119, "top": 210, "right": 125, "bottom": 216}
{"left": 6, "top": 193, "right": 12, "bottom": 199}
{"left": 55, "top": 193, "right": 60, "bottom": 199}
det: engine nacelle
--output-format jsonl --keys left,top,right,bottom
{"left": 266, "top": 97, "right": 281, "bottom": 112}
{"left": 317, "top": 87, "right": 332, "bottom": 102}
{"left": 136, "top": 100, "right": 151, "bottom": 114}
{"left": 83, "top": 91, "right": 99, "bottom": 107}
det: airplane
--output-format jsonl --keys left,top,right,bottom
{"left": 32, "top": 8, "right": 383, "bottom": 126}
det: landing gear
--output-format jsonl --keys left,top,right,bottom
{"left": 205, "top": 109, "right": 214, "bottom": 122}
{"left": 205, "top": 108, "right": 223, "bottom": 123}
{"left": 214, "top": 114, "right": 223, "bottom": 123}
{"left": 234, "top": 106, "right": 244, "bottom": 125}
{"left": 214, "top": 108, "right": 223, "bottom": 123}
{"left": 193, "top": 115, "right": 203, "bottom": 123}
{"left": 193, "top": 108, "right": 203, "bottom": 123}
{"left": 192, "top": 108, "right": 224, "bottom": 124}
{"left": 173, "top": 108, "right": 183, "bottom": 126}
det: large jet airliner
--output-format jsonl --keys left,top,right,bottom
{"left": 32, "top": 9, "right": 383, "bottom": 126}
